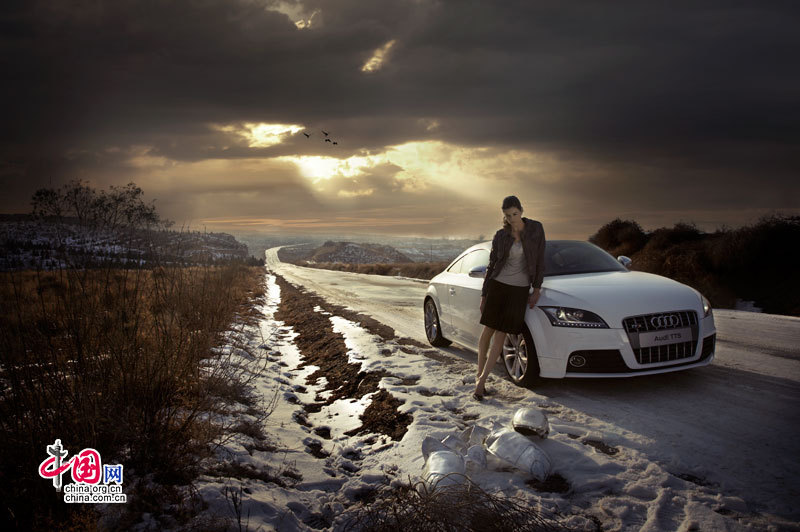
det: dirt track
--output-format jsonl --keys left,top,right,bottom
{"left": 273, "top": 273, "right": 413, "bottom": 440}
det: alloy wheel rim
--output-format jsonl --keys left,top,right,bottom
{"left": 503, "top": 333, "right": 527, "bottom": 381}
{"left": 424, "top": 301, "right": 438, "bottom": 341}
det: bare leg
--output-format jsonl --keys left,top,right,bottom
{"left": 476, "top": 326, "right": 495, "bottom": 379}
{"left": 476, "top": 330, "right": 507, "bottom": 395}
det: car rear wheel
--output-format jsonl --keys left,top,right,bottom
{"left": 503, "top": 325, "right": 541, "bottom": 386}
{"left": 424, "top": 298, "right": 451, "bottom": 347}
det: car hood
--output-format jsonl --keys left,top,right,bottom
{"left": 538, "top": 271, "right": 704, "bottom": 327}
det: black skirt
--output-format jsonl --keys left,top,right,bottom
{"left": 480, "top": 278, "right": 530, "bottom": 334}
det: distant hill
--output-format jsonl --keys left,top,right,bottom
{"left": 299, "top": 241, "right": 412, "bottom": 264}
{"left": 244, "top": 232, "right": 477, "bottom": 264}
{"left": 0, "top": 216, "right": 250, "bottom": 270}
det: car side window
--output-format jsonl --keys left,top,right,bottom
{"left": 461, "top": 249, "right": 490, "bottom": 274}
{"left": 447, "top": 256, "right": 466, "bottom": 273}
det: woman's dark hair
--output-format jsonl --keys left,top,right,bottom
{"left": 501, "top": 195, "right": 523, "bottom": 230}
{"left": 502, "top": 195, "right": 523, "bottom": 211}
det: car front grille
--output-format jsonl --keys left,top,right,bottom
{"left": 565, "top": 347, "right": 709, "bottom": 374}
{"left": 634, "top": 340, "right": 697, "bottom": 365}
{"left": 622, "top": 310, "right": 698, "bottom": 333}
{"left": 567, "top": 350, "right": 629, "bottom": 373}
{"left": 623, "top": 310, "right": 699, "bottom": 365}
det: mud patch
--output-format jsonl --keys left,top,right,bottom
{"left": 305, "top": 440, "right": 330, "bottom": 459}
{"left": 567, "top": 434, "right": 619, "bottom": 456}
{"left": 583, "top": 439, "right": 619, "bottom": 456}
{"left": 527, "top": 473, "right": 571, "bottom": 494}
{"left": 345, "top": 389, "right": 413, "bottom": 441}
{"left": 304, "top": 402, "right": 325, "bottom": 414}
{"left": 206, "top": 462, "right": 293, "bottom": 487}
{"left": 313, "top": 426, "right": 332, "bottom": 440}
{"left": 273, "top": 274, "right": 412, "bottom": 440}
{"left": 293, "top": 411, "right": 311, "bottom": 427}
{"left": 285, "top": 394, "right": 301, "bottom": 405}
{"left": 392, "top": 375, "right": 420, "bottom": 385}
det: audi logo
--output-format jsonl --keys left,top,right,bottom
{"left": 650, "top": 314, "right": 681, "bottom": 329}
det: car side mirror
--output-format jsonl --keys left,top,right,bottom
{"left": 468, "top": 265, "right": 487, "bottom": 278}
{"left": 617, "top": 256, "right": 632, "bottom": 269}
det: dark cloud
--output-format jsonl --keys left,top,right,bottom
{"left": 1, "top": 0, "right": 798, "bottom": 232}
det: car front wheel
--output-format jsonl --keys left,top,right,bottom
{"left": 503, "top": 325, "right": 540, "bottom": 386}
{"left": 424, "top": 298, "right": 451, "bottom": 347}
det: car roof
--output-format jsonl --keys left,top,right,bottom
{"left": 447, "top": 239, "right": 592, "bottom": 268}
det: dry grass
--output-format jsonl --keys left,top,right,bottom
{"left": 297, "top": 260, "right": 450, "bottom": 280}
{"left": 0, "top": 262, "right": 265, "bottom": 530}
{"left": 337, "top": 477, "right": 569, "bottom": 531}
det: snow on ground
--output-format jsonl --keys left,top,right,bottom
{"left": 187, "top": 248, "right": 800, "bottom": 531}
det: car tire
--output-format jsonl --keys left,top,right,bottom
{"left": 424, "top": 298, "right": 451, "bottom": 347}
{"left": 502, "top": 324, "right": 541, "bottom": 387}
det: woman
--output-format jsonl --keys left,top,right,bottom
{"left": 474, "top": 195, "right": 545, "bottom": 400}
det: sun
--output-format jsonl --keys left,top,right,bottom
{"left": 214, "top": 122, "right": 304, "bottom": 148}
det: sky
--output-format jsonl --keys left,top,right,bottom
{"left": 2, "top": 0, "right": 798, "bottom": 239}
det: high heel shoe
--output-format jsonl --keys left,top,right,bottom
{"left": 473, "top": 384, "right": 485, "bottom": 401}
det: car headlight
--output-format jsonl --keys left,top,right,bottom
{"left": 540, "top": 307, "right": 609, "bottom": 328}
{"left": 701, "top": 294, "right": 712, "bottom": 317}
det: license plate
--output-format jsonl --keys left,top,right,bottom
{"left": 638, "top": 327, "right": 692, "bottom": 348}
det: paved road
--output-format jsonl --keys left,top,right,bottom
{"left": 266, "top": 247, "right": 800, "bottom": 522}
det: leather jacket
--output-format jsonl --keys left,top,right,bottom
{"left": 481, "top": 217, "right": 546, "bottom": 297}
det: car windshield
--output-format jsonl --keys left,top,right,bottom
{"left": 544, "top": 241, "right": 628, "bottom": 276}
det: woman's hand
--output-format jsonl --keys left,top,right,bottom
{"left": 528, "top": 288, "right": 541, "bottom": 308}
{"left": 480, "top": 296, "right": 485, "bottom": 313}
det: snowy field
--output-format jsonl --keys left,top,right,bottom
{"left": 188, "top": 247, "right": 800, "bottom": 531}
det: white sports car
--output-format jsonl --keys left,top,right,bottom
{"left": 423, "top": 240, "right": 716, "bottom": 386}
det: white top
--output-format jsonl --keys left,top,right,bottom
{"left": 494, "top": 240, "right": 529, "bottom": 287}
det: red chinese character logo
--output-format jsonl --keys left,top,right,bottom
{"left": 39, "top": 455, "right": 74, "bottom": 478}
{"left": 71, "top": 448, "right": 102, "bottom": 484}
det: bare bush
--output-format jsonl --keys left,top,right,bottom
{"left": 337, "top": 477, "right": 569, "bottom": 531}
{"left": 589, "top": 218, "right": 647, "bottom": 257}
{"left": 590, "top": 215, "right": 800, "bottom": 316}
{"left": 0, "top": 182, "right": 267, "bottom": 530}
{"left": 31, "top": 179, "right": 165, "bottom": 232}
